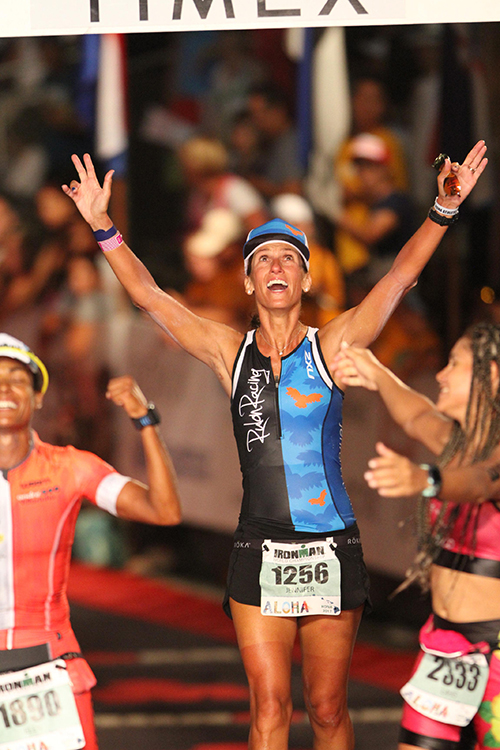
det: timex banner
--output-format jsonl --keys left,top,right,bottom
{"left": 2, "top": 0, "right": 497, "bottom": 37}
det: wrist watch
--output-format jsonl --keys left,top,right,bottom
{"left": 419, "top": 463, "right": 442, "bottom": 498}
{"left": 131, "top": 403, "right": 161, "bottom": 430}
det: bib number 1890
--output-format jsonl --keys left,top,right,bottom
{"left": 0, "top": 690, "right": 61, "bottom": 727}
{"left": 0, "top": 660, "right": 85, "bottom": 750}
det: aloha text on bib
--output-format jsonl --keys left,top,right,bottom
{"left": 401, "top": 651, "right": 489, "bottom": 727}
{"left": 260, "top": 538, "right": 341, "bottom": 616}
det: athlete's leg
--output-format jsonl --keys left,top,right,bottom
{"left": 298, "top": 605, "right": 363, "bottom": 750}
{"left": 230, "top": 598, "right": 297, "bottom": 750}
{"left": 75, "top": 690, "right": 98, "bottom": 750}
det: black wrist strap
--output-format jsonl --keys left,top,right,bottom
{"left": 428, "top": 207, "right": 459, "bottom": 226}
{"left": 420, "top": 463, "right": 442, "bottom": 498}
{"left": 132, "top": 403, "right": 161, "bottom": 430}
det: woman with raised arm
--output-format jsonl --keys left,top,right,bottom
{"left": 63, "top": 142, "right": 487, "bottom": 750}
{"left": 333, "top": 322, "right": 500, "bottom": 750}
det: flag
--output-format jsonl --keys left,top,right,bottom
{"left": 96, "top": 34, "right": 128, "bottom": 177}
{"left": 304, "top": 27, "right": 351, "bottom": 221}
{"left": 286, "top": 27, "right": 315, "bottom": 171}
{"left": 77, "top": 34, "right": 128, "bottom": 177}
{"left": 76, "top": 34, "right": 100, "bottom": 131}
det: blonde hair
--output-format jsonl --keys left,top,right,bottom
{"left": 179, "top": 137, "right": 229, "bottom": 177}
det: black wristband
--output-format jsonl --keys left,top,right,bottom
{"left": 132, "top": 403, "right": 161, "bottom": 430}
{"left": 420, "top": 464, "right": 442, "bottom": 498}
{"left": 93, "top": 225, "right": 117, "bottom": 241}
{"left": 428, "top": 207, "right": 459, "bottom": 226}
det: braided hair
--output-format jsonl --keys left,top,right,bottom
{"left": 398, "top": 322, "right": 500, "bottom": 594}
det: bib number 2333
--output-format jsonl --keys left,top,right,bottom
{"left": 259, "top": 538, "right": 340, "bottom": 616}
{"left": 401, "top": 651, "right": 489, "bottom": 727}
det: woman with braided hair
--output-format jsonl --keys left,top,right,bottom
{"left": 333, "top": 322, "right": 500, "bottom": 750}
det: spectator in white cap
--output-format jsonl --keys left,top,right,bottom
{"left": 182, "top": 208, "right": 253, "bottom": 330}
{"left": 64, "top": 140, "right": 487, "bottom": 750}
{"left": 270, "top": 193, "right": 345, "bottom": 326}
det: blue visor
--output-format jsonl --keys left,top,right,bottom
{"left": 243, "top": 218, "right": 310, "bottom": 274}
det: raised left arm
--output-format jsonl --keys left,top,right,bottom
{"left": 107, "top": 376, "right": 181, "bottom": 525}
{"left": 320, "top": 140, "right": 488, "bottom": 362}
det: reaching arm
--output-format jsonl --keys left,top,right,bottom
{"left": 319, "top": 140, "right": 488, "bottom": 361}
{"left": 364, "top": 442, "right": 500, "bottom": 504}
{"left": 106, "top": 375, "right": 181, "bottom": 525}
{"left": 61, "top": 154, "right": 242, "bottom": 394}
{"left": 332, "top": 343, "right": 452, "bottom": 454}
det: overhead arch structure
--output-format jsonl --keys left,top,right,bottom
{"left": 8, "top": 0, "right": 500, "bottom": 37}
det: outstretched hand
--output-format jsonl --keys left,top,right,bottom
{"left": 106, "top": 375, "right": 149, "bottom": 420}
{"left": 436, "top": 139, "right": 488, "bottom": 207}
{"left": 332, "top": 342, "right": 382, "bottom": 391}
{"left": 364, "top": 442, "right": 428, "bottom": 497}
{"left": 61, "top": 154, "right": 114, "bottom": 231}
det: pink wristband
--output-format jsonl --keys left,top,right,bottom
{"left": 98, "top": 232, "right": 124, "bottom": 252}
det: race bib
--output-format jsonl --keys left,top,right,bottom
{"left": 0, "top": 659, "right": 85, "bottom": 750}
{"left": 401, "top": 651, "right": 490, "bottom": 727}
{"left": 260, "top": 538, "right": 341, "bottom": 616}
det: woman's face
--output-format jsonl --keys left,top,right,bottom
{"left": 244, "top": 243, "right": 310, "bottom": 310}
{"left": 0, "top": 357, "right": 42, "bottom": 430}
{"left": 435, "top": 337, "right": 473, "bottom": 425}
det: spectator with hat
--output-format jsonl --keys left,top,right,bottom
{"left": 182, "top": 207, "right": 254, "bottom": 330}
{"left": 333, "top": 75, "right": 410, "bottom": 275}
{"left": 270, "top": 192, "right": 346, "bottom": 327}
{"left": 178, "top": 135, "right": 268, "bottom": 236}
{"left": 335, "top": 132, "right": 417, "bottom": 284}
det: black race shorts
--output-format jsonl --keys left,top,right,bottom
{"left": 223, "top": 523, "right": 370, "bottom": 618}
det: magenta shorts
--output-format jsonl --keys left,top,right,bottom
{"left": 400, "top": 615, "right": 500, "bottom": 750}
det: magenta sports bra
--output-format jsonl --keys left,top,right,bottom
{"left": 431, "top": 498, "right": 500, "bottom": 578}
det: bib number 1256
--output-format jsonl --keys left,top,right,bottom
{"left": 271, "top": 561, "right": 329, "bottom": 586}
{"left": 260, "top": 538, "right": 341, "bottom": 617}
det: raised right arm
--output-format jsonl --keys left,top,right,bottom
{"left": 62, "top": 154, "right": 242, "bottom": 394}
{"left": 364, "top": 441, "right": 500, "bottom": 504}
{"left": 332, "top": 344, "right": 452, "bottom": 455}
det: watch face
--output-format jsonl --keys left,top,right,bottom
{"left": 422, "top": 466, "right": 441, "bottom": 498}
{"left": 422, "top": 487, "right": 437, "bottom": 498}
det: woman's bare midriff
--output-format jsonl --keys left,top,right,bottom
{"left": 431, "top": 564, "right": 500, "bottom": 622}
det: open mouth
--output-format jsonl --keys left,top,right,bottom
{"left": 267, "top": 279, "right": 288, "bottom": 291}
{"left": 0, "top": 400, "right": 17, "bottom": 410}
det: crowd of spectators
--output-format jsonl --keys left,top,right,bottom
{"left": 0, "top": 26, "right": 496, "bottom": 569}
